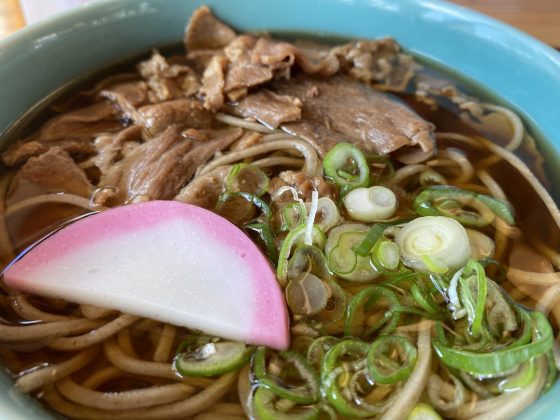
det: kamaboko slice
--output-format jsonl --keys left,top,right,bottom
{"left": 3, "top": 201, "right": 289, "bottom": 350}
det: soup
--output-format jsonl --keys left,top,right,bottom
{"left": 0, "top": 6, "right": 558, "bottom": 419}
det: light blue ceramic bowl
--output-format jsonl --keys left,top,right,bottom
{"left": 0, "top": 0, "right": 559, "bottom": 418}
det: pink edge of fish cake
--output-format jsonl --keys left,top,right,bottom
{"left": 3, "top": 200, "right": 290, "bottom": 350}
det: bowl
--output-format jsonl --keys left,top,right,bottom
{"left": 0, "top": 0, "right": 559, "bottom": 418}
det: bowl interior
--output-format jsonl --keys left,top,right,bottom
{"left": 0, "top": 0, "right": 559, "bottom": 418}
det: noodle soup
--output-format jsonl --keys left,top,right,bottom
{"left": 0, "top": 6, "right": 559, "bottom": 420}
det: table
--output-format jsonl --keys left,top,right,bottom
{"left": 1, "top": 0, "right": 559, "bottom": 47}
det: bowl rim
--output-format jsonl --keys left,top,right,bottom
{"left": 3, "top": 0, "right": 559, "bottom": 57}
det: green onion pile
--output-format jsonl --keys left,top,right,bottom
{"left": 173, "top": 143, "right": 558, "bottom": 419}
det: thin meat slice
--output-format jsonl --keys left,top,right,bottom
{"left": 180, "top": 128, "right": 243, "bottom": 183}
{"left": 136, "top": 99, "right": 213, "bottom": 136}
{"left": 225, "top": 62, "right": 273, "bottom": 93}
{"left": 200, "top": 55, "right": 228, "bottom": 111}
{"left": 223, "top": 35, "right": 275, "bottom": 92}
{"left": 137, "top": 51, "right": 200, "bottom": 102}
{"left": 331, "top": 39, "right": 418, "bottom": 91}
{"left": 270, "top": 171, "right": 338, "bottom": 202}
{"left": 175, "top": 165, "right": 231, "bottom": 209}
{"left": 272, "top": 75, "right": 435, "bottom": 162}
{"left": 8, "top": 147, "right": 93, "bottom": 204}
{"left": 234, "top": 90, "right": 302, "bottom": 128}
{"left": 100, "top": 126, "right": 189, "bottom": 204}
{"left": 184, "top": 6, "right": 236, "bottom": 52}
{"left": 2, "top": 101, "right": 121, "bottom": 167}
{"left": 6, "top": 148, "right": 95, "bottom": 248}
{"left": 82, "top": 125, "right": 144, "bottom": 178}
{"left": 100, "top": 126, "right": 242, "bottom": 204}
{"left": 100, "top": 81, "right": 148, "bottom": 107}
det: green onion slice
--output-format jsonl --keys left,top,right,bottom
{"left": 321, "top": 340, "right": 383, "bottom": 418}
{"left": 246, "top": 222, "right": 278, "bottom": 263}
{"left": 174, "top": 340, "right": 252, "bottom": 377}
{"left": 344, "top": 286, "right": 400, "bottom": 337}
{"left": 410, "top": 283, "right": 441, "bottom": 317}
{"left": 433, "top": 311, "right": 553, "bottom": 377}
{"left": 253, "top": 348, "right": 320, "bottom": 404}
{"left": 355, "top": 218, "right": 412, "bottom": 257}
{"left": 367, "top": 335, "right": 417, "bottom": 384}
{"left": 217, "top": 191, "right": 272, "bottom": 221}
{"left": 281, "top": 201, "right": 308, "bottom": 232}
{"left": 225, "top": 163, "right": 269, "bottom": 196}
{"left": 252, "top": 387, "right": 320, "bottom": 420}
{"left": 287, "top": 245, "right": 332, "bottom": 282}
{"left": 307, "top": 336, "right": 341, "bottom": 370}
{"left": 355, "top": 224, "right": 387, "bottom": 257}
{"left": 323, "top": 143, "right": 370, "bottom": 192}
{"left": 371, "top": 240, "right": 400, "bottom": 271}
{"left": 277, "top": 224, "right": 326, "bottom": 286}
{"left": 494, "top": 357, "right": 537, "bottom": 393}
{"left": 413, "top": 186, "right": 514, "bottom": 227}
{"left": 325, "top": 223, "right": 378, "bottom": 282}
{"left": 458, "top": 260, "right": 487, "bottom": 338}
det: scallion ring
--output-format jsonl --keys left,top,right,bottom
{"left": 254, "top": 348, "right": 320, "bottom": 404}
{"left": 396, "top": 216, "right": 472, "bottom": 273}
{"left": 225, "top": 163, "right": 269, "bottom": 196}
{"left": 366, "top": 335, "right": 417, "bottom": 384}
{"left": 413, "top": 186, "right": 514, "bottom": 227}
{"left": 343, "top": 185, "right": 397, "bottom": 222}
{"left": 174, "top": 340, "right": 252, "bottom": 377}
{"left": 323, "top": 143, "right": 370, "bottom": 192}
{"left": 433, "top": 311, "right": 553, "bottom": 377}
{"left": 277, "top": 224, "right": 326, "bottom": 286}
{"left": 252, "top": 387, "right": 320, "bottom": 420}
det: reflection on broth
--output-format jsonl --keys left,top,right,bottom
{"left": 0, "top": 6, "right": 559, "bottom": 420}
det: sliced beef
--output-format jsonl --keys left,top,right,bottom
{"left": 249, "top": 37, "right": 296, "bottom": 79}
{"left": 99, "top": 126, "right": 242, "bottom": 204}
{"left": 175, "top": 165, "right": 230, "bottom": 209}
{"left": 8, "top": 147, "right": 93, "bottom": 204}
{"left": 184, "top": 6, "right": 236, "bottom": 52}
{"left": 183, "top": 7, "right": 420, "bottom": 115}
{"left": 200, "top": 55, "right": 228, "bottom": 111}
{"left": 269, "top": 170, "right": 337, "bottom": 201}
{"left": 234, "top": 90, "right": 302, "bottom": 128}
{"left": 332, "top": 39, "right": 418, "bottom": 91}
{"left": 82, "top": 125, "right": 144, "bottom": 177}
{"left": 100, "top": 82, "right": 211, "bottom": 138}
{"left": 2, "top": 141, "right": 58, "bottom": 168}
{"left": 225, "top": 62, "right": 272, "bottom": 93}
{"left": 271, "top": 75, "right": 435, "bottom": 162}
{"left": 137, "top": 51, "right": 200, "bottom": 102}
{"left": 136, "top": 99, "right": 213, "bottom": 136}
{"left": 2, "top": 101, "right": 121, "bottom": 167}
{"left": 98, "top": 81, "right": 149, "bottom": 125}
{"left": 179, "top": 128, "right": 242, "bottom": 183}
{"left": 223, "top": 35, "right": 274, "bottom": 92}
{"left": 290, "top": 40, "right": 340, "bottom": 76}
{"left": 6, "top": 148, "right": 95, "bottom": 248}
{"left": 100, "top": 81, "right": 148, "bottom": 107}
{"left": 138, "top": 51, "right": 185, "bottom": 79}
